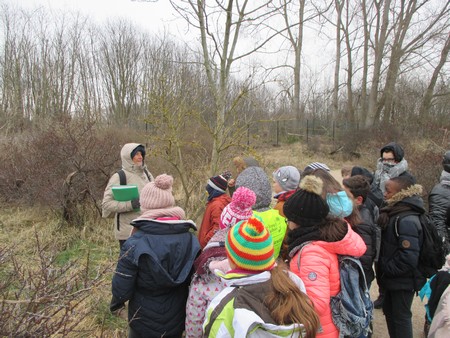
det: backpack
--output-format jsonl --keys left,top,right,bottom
{"left": 330, "top": 256, "right": 373, "bottom": 338}
{"left": 394, "top": 212, "right": 445, "bottom": 278}
{"left": 296, "top": 245, "right": 373, "bottom": 337}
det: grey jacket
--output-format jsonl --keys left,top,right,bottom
{"left": 102, "top": 143, "right": 153, "bottom": 240}
{"left": 429, "top": 170, "right": 450, "bottom": 253}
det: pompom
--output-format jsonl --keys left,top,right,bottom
{"left": 299, "top": 175, "right": 323, "bottom": 196}
{"left": 232, "top": 186, "right": 256, "bottom": 210}
{"left": 245, "top": 216, "right": 265, "bottom": 235}
{"left": 154, "top": 174, "right": 173, "bottom": 190}
{"left": 221, "top": 170, "right": 232, "bottom": 181}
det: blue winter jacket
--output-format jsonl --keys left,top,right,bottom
{"left": 111, "top": 219, "right": 200, "bottom": 337}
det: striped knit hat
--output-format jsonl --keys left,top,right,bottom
{"left": 225, "top": 216, "right": 275, "bottom": 272}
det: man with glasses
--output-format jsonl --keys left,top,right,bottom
{"left": 373, "top": 142, "right": 416, "bottom": 195}
{"left": 372, "top": 141, "right": 416, "bottom": 310}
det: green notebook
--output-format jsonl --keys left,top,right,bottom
{"left": 112, "top": 185, "right": 139, "bottom": 201}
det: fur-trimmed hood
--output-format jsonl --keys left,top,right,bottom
{"left": 386, "top": 184, "right": 425, "bottom": 213}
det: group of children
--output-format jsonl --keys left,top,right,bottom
{"left": 103, "top": 144, "right": 450, "bottom": 338}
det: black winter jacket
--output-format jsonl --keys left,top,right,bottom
{"left": 428, "top": 171, "right": 450, "bottom": 253}
{"left": 111, "top": 219, "right": 200, "bottom": 337}
{"left": 353, "top": 205, "right": 378, "bottom": 285}
{"left": 378, "top": 188, "right": 427, "bottom": 292}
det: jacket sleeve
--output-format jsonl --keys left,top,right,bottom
{"left": 199, "top": 203, "right": 223, "bottom": 248}
{"left": 354, "top": 223, "right": 377, "bottom": 273}
{"left": 383, "top": 216, "right": 421, "bottom": 277}
{"left": 110, "top": 248, "right": 138, "bottom": 311}
{"left": 428, "top": 186, "right": 449, "bottom": 243}
{"left": 102, "top": 173, "right": 133, "bottom": 218}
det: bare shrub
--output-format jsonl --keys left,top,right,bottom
{"left": 0, "top": 118, "right": 150, "bottom": 227}
{"left": 0, "top": 228, "right": 112, "bottom": 337}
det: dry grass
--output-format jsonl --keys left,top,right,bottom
{"left": 0, "top": 139, "right": 440, "bottom": 337}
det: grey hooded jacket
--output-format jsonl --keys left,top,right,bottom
{"left": 102, "top": 143, "right": 153, "bottom": 240}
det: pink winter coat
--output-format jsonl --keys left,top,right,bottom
{"left": 289, "top": 224, "right": 366, "bottom": 338}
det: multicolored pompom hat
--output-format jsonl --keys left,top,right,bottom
{"left": 225, "top": 216, "right": 275, "bottom": 272}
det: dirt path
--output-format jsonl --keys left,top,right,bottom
{"left": 370, "top": 278, "right": 426, "bottom": 337}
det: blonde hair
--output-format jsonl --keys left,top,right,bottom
{"left": 265, "top": 263, "right": 320, "bottom": 338}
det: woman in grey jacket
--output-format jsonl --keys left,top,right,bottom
{"left": 102, "top": 143, "right": 153, "bottom": 249}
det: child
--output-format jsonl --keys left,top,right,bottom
{"left": 198, "top": 173, "right": 232, "bottom": 248}
{"left": 203, "top": 216, "right": 320, "bottom": 338}
{"left": 185, "top": 187, "right": 256, "bottom": 337}
{"left": 272, "top": 165, "right": 301, "bottom": 217}
{"left": 283, "top": 175, "right": 366, "bottom": 338}
{"left": 110, "top": 174, "right": 201, "bottom": 338}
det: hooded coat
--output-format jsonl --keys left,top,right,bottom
{"left": 102, "top": 143, "right": 153, "bottom": 240}
{"left": 111, "top": 219, "right": 201, "bottom": 337}
{"left": 377, "top": 184, "right": 427, "bottom": 291}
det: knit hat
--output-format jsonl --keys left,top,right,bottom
{"left": 283, "top": 175, "right": 330, "bottom": 226}
{"left": 219, "top": 187, "right": 256, "bottom": 229}
{"left": 226, "top": 216, "right": 275, "bottom": 272}
{"left": 140, "top": 174, "right": 176, "bottom": 211}
{"left": 236, "top": 167, "right": 272, "bottom": 211}
{"left": 303, "top": 162, "right": 330, "bottom": 172}
{"left": 273, "top": 166, "right": 301, "bottom": 191}
{"left": 443, "top": 150, "right": 450, "bottom": 173}
{"left": 131, "top": 145, "right": 145, "bottom": 160}
{"left": 207, "top": 174, "right": 229, "bottom": 193}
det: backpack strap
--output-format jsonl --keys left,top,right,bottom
{"left": 143, "top": 168, "right": 152, "bottom": 182}
{"left": 340, "top": 255, "right": 370, "bottom": 291}
{"left": 117, "top": 169, "right": 126, "bottom": 185}
{"left": 296, "top": 241, "right": 312, "bottom": 272}
{"left": 394, "top": 211, "right": 421, "bottom": 237}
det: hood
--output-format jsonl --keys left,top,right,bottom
{"left": 386, "top": 184, "right": 425, "bottom": 214}
{"left": 131, "top": 218, "right": 197, "bottom": 233}
{"left": 380, "top": 142, "right": 405, "bottom": 162}
{"left": 121, "top": 143, "right": 145, "bottom": 171}
{"left": 236, "top": 167, "right": 272, "bottom": 211}
{"left": 127, "top": 219, "right": 200, "bottom": 287}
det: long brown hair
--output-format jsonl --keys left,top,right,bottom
{"left": 318, "top": 215, "right": 349, "bottom": 242}
{"left": 265, "top": 263, "right": 320, "bottom": 338}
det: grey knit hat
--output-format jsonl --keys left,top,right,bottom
{"left": 236, "top": 167, "right": 272, "bottom": 211}
{"left": 273, "top": 166, "right": 300, "bottom": 191}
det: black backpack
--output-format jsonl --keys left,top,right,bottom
{"left": 394, "top": 212, "right": 445, "bottom": 278}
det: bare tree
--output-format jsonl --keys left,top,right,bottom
{"left": 168, "top": 0, "right": 285, "bottom": 173}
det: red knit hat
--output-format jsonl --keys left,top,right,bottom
{"left": 219, "top": 187, "right": 256, "bottom": 229}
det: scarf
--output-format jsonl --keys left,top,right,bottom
{"left": 377, "top": 203, "right": 414, "bottom": 229}
{"left": 286, "top": 226, "right": 323, "bottom": 257}
{"left": 193, "top": 246, "right": 227, "bottom": 275}
{"left": 139, "top": 206, "right": 185, "bottom": 220}
{"left": 374, "top": 158, "right": 409, "bottom": 193}
{"left": 274, "top": 189, "right": 296, "bottom": 202}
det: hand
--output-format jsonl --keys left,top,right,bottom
{"left": 112, "top": 306, "right": 127, "bottom": 320}
{"left": 228, "top": 178, "right": 236, "bottom": 187}
{"left": 131, "top": 198, "right": 140, "bottom": 210}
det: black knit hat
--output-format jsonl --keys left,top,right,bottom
{"left": 131, "top": 145, "right": 146, "bottom": 160}
{"left": 207, "top": 174, "right": 228, "bottom": 193}
{"left": 283, "top": 176, "right": 329, "bottom": 226}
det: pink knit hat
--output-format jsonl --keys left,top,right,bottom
{"left": 140, "top": 174, "right": 176, "bottom": 211}
{"left": 219, "top": 186, "right": 256, "bottom": 229}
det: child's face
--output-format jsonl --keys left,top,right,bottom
{"left": 384, "top": 180, "right": 400, "bottom": 200}
{"left": 273, "top": 179, "right": 283, "bottom": 193}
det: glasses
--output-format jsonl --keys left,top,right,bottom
{"left": 382, "top": 157, "right": 396, "bottom": 163}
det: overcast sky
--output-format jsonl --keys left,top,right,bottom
{"left": 16, "top": 0, "right": 185, "bottom": 38}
